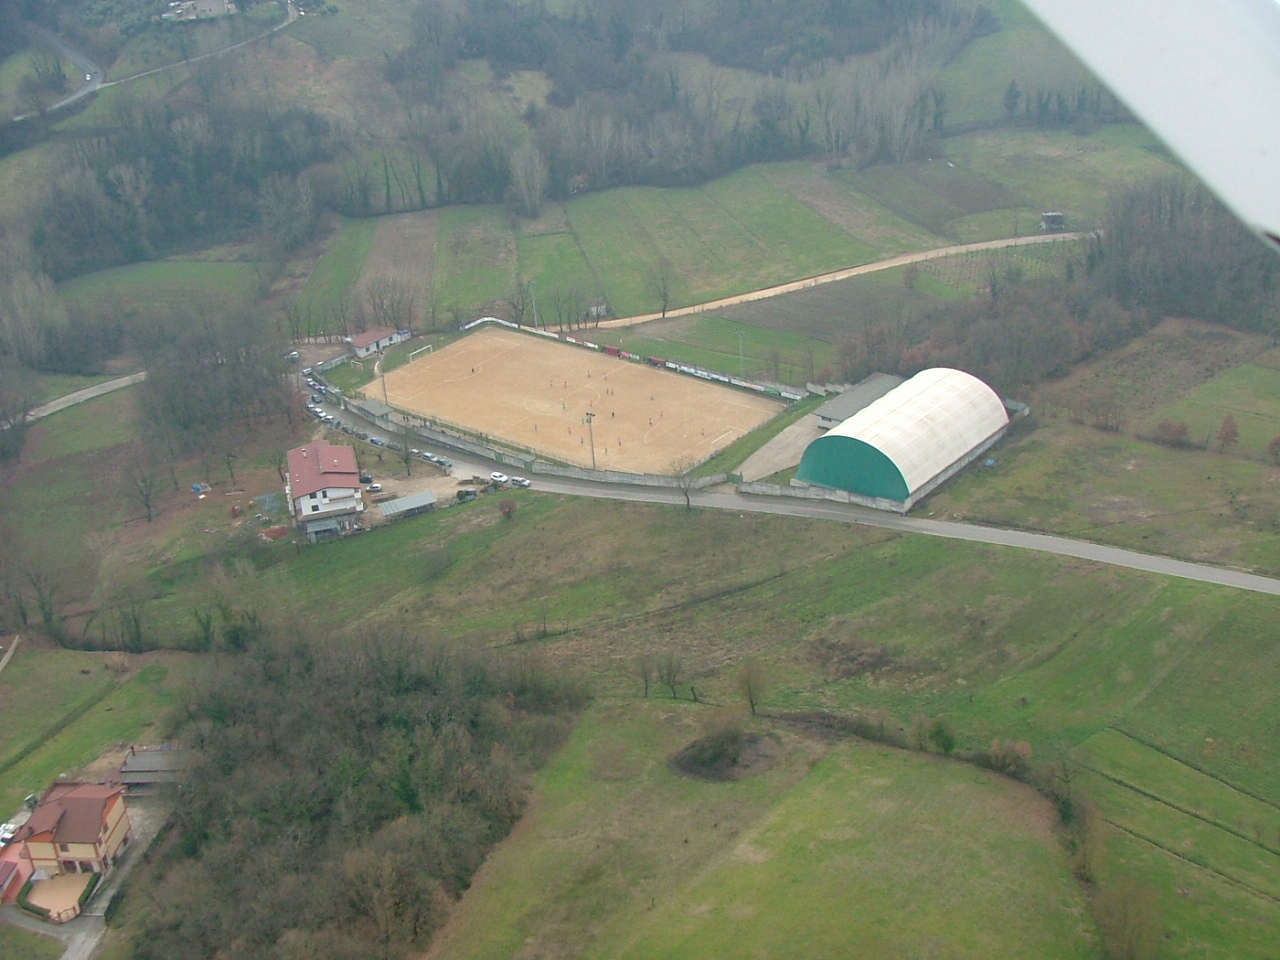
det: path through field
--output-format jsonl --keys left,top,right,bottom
{"left": 597, "top": 231, "right": 1087, "bottom": 328}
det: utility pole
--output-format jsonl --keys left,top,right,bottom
{"left": 584, "top": 411, "right": 596, "bottom": 470}
{"left": 379, "top": 351, "right": 389, "bottom": 405}
{"left": 530, "top": 280, "right": 539, "bottom": 329}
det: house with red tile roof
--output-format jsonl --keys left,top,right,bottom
{"left": 11, "top": 782, "right": 131, "bottom": 883}
{"left": 286, "top": 440, "right": 364, "bottom": 541}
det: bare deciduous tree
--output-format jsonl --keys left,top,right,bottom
{"left": 647, "top": 258, "right": 676, "bottom": 318}
{"left": 671, "top": 455, "right": 697, "bottom": 510}
{"left": 364, "top": 275, "right": 418, "bottom": 333}
{"left": 657, "top": 652, "right": 683, "bottom": 699}
{"left": 634, "top": 654, "right": 655, "bottom": 697}
{"left": 124, "top": 454, "right": 162, "bottom": 522}
{"left": 508, "top": 139, "right": 548, "bottom": 218}
{"left": 738, "top": 657, "right": 769, "bottom": 715}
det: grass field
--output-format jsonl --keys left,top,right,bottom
{"left": 0, "top": 924, "right": 63, "bottom": 960}
{"left": 8, "top": 375, "right": 1280, "bottom": 958}
{"left": 938, "top": 0, "right": 1098, "bottom": 126}
{"left": 1151, "top": 360, "right": 1280, "bottom": 459}
{"left": 426, "top": 703, "right": 1097, "bottom": 960}
{"left": 297, "top": 216, "right": 377, "bottom": 321}
{"left": 30, "top": 372, "right": 128, "bottom": 405}
{"left": 58, "top": 260, "right": 264, "bottom": 320}
{"left": 589, "top": 315, "right": 836, "bottom": 387}
{"left": 288, "top": 0, "right": 417, "bottom": 59}
{"left": 0, "top": 47, "right": 78, "bottom": 120}
{"left": 102, "top": 5, "right": 286, "bottom": 79}
{"left": 0, "top": 390, "right": 143, "bottom": 605}
{"left": 432, "top": 206, "right": 520, "bottom": 313}
{"left": 0, "top": 656, "right": 186, "bottom": 815}
{"left": 931, "top": 321, "right": 1280, "bottom": 575}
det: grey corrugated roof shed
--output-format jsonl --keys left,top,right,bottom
{"left": 815, "top": 373, "right": 904, "bottom": 426}
{"left": 379, "top": 490, "right": 438, "bottom": 519}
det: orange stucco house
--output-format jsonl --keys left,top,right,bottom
{"left": 9, "top": 782, "right": 131, "bottom": 887}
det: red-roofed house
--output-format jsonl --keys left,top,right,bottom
{"left": 11, "top": 782, "right": 131, "bottom": 883}
{"left": 347, "top": 327, "right": 409, "bottom": 359}
{"left": 286, "top": 440, "right": 364, "bottom": 540}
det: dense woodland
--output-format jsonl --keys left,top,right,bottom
{"left": 836, "top": 176, "right": 1280, "bottom": 393}
{"left": 132, "top": 628, "right": 586, "bottom": 960}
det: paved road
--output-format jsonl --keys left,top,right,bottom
{"left": 320, "top": 406, "right": 1280, "bottom": 598}
{"left": 25, "top": 373, "right": 146, "bottom": 423}
{"left": 14, "top": 3, "right": 298, "bottom": 122}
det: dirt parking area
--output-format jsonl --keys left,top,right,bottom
{"left": 365, "top": 327, "right": 784, "bottom": 474}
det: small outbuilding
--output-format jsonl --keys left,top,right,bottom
{"left": 378, "top": 490, "right": 438, "bottom": 522}
{"left": 795, "top": 368, "right": 1009, "bottom": 512}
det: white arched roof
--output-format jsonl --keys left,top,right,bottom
{"left": 825, "top": 368, "right": 1009, "bottom": 495}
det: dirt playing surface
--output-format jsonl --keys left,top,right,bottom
{"left": 366, "top": 327, "right": 784, "bottom": 473}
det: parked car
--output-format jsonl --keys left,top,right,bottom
{"left": 366, "top": 483, "right": 382, "bottom": 493}
{"left": 369, "top": 437, "right": 386, "bottom": 446}
{"left": 456, "top": 489, "right": 477, "bottom": 502}
{"left": 386, "top": 441, "right": 403, "bottom": 452}
{"left": 356, "top": 431, "right": 369, "bottom": 441}
{"left": 359, "top": 473, "right": 373, "bottom": 484}
{"left": 409, "top": 448, "right": 421, "bottom": 456}
{"left": 490, "top": 472, "right": 508, "bottom": 484}
{"left": 511, "top": 476, "right": 531, "bottom": 488}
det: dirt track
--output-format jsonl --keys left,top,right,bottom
{"left": 598, "top": 232, "right": 1087, "bottom": 329}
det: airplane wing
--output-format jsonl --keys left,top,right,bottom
{"left": 1020, "top": 0, "right": 1280, "bottom": 252}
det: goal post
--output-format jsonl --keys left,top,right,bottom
{"left": 409, "top": 344, "right": 435, "bottom": 362}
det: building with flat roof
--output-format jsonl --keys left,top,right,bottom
{"left": 378, "top": 490, "right": 437, "bottom": 522}
{"left": 813, "top": 373, "right": 904, "bottom": 429}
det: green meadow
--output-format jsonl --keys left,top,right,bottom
{"left": 58, "top": 260, "right": 264, "bottom": 320}
{"left": 430, "top": 704, "right": 1097, "bottom": 960}
{"left": 0, "top": 661, "right": 184, "bottom": 816}
{"left": 1152, "top": 361, "right": 1280, "bottom": 459}
{"left": 938, "top": 0, "right": 1098, "bottom": 126}
{"left": 0, "top": 924, "right": 63, "bottom": 960}
{"left": 297, "top": 216, "right": 377, "bottom": 319}
{"left": 5, "top": 378, "right": 1280, "bottom": 956}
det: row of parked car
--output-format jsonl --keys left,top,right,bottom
{"left": 490, "top": 472, "right": 532, "bottom": 488}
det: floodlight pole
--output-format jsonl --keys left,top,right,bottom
{"left": 380, "top": 351, "right": 389, "bottom": 405}
{"left": 738, "top": 331, "right": 744, "bottom": 377}
{"left": 530, "top": 280, "right": 539, "bottom": 329}
{"left": 584, "top": 411, "right": 596, "bottom": 470}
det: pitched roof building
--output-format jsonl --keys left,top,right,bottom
{"left": 12, "top": 782, "right": 131, "bottom": 880}
{"left": 347, "top": 328, "right": 409, "bottom": 358}
{"left": 285, "top": 440, "right": 364, "bottom": 540}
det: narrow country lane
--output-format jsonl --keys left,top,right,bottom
{"left": 13, "top": 3, "right": 298, "bottom": 122}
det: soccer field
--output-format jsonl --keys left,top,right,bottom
{"left": 365, "top": 327, "right": 785, "bottom": 474}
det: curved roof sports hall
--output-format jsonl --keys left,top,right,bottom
{"left": 796, "top": 368, "right": 1009, "bottom": 507}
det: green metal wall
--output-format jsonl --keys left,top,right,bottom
{"left": 796, "top": 435, "right": 909, "bottom": 501}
